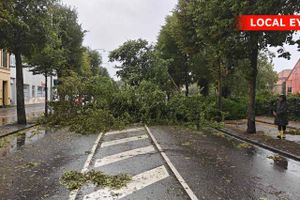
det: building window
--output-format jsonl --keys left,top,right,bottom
{"left": 24, "top": 85, "right": 30, "bottom": 102}
{"left": 37, "top": 86, "right": 44, "bottom": 97}
{"left": 0, "top": 49, "right": 3, "bottom": 67}
{"left": 288, "top": 87, "right": 292, "bottom": 93}
{"left": 10, "top": 54, "right": 16, "bottom": 67}
{"left": 3, "top": 49, "right": 7, "bottom": 68}
{"left": 32, "top": 86, "right": 35, "bottom": 98}
{"left": 1, "top": 49, "right": 8, "bottom": 68}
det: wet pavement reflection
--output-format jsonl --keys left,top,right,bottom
{"left": 0, "top": 104, "right": 44, "bottom": 126}
{"left": 0, "top": 127, "right": 48, "bottom": 158}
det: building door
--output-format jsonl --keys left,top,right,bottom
{"left": 10, "top": 78, "right": 16, "bottom": 105}
{"left": 2, "top": 81, "right": 7, "bottom": 106}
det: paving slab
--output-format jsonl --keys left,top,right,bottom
{"left": 256, "top": 116, "right": 300, "bottom": 129}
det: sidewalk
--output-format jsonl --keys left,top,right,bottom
{"left": 256, "top": 116, "right": 300, "bottom": 129}
{"left": 226, "top": 117, "right": 300, "bottom": 144}
{"left": 0, "top": 123, "right": 37, "bottom": 138}
{"left": 224, "top": 118, "right": 300, "bottom": 160}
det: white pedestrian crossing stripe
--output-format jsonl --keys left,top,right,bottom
{"left": 72, "top": 127, "right": 196, "bottom": 200}
{"left": 105, "top": 127, "right": 145, "bottom": 136}
{"left": 94, "top": 146, "right": 155, "bottom": 168}
{"left": 83, "top": 165, "right": 170, "bottom": 200}
{"left": 101, "top": 135, "right": 148, "bottom": 148}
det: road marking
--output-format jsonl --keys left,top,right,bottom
{"left": 68, "top": 132, "right": 103, "bottom": 200}
{"left": 105, "top": 127, "right": 144, "bottom": 136}
{"left": 94, "top": 145, "right": 155, "bottom": 168}
{"left": 145, "top": 125, "right": 199, "bottom": 200}
{"left": 101, "top": 134, "right": 148, "bottom": 147}
{"left": 83, "top": 165, "right": 169, "bottom": 200}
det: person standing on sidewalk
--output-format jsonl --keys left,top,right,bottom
{"left": 273, "top": 94, "right": 288, "bottom": 139}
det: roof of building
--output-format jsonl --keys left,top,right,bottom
{"left": 277, "top": 69, "right": 292, "bottom": 85}
{"left": 287, "top": 58, "right": 300, "bottom": 81}
{"left": 278, "top": 69, "right": 292, "bottom": 78}
{"left": 276, "top": 59, "right": 300, "bottom": 85}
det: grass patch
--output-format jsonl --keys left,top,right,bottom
{"left": 60, "top": 170, "right": 131, "bottom": 191}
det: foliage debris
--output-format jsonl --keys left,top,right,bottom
{"left": 286, "top": 129, "right": 300, "bottom": 135}
{"left": 60, "top": 170, "right": 131, "bottom": 191}
{"left": 237, "top": 143, "right": 254, "bottom": 150}
{"left": 267, "top": 155, "right": 284, "bottom": 162}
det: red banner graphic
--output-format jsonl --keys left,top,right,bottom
{"left": 237, "top": 15, "right": 300, "bottom": 31}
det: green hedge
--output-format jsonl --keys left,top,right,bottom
{"left": 223, "top": 94, "right": 300, "bottom": 121}
{"left": 222, "top": 97, "right": 247, "bottom": 120}
{"left": 255, "top": 94, "right": 276, "bottom": 116}
{"left": 286, "top": 95, "right": 300, "bottom": 121}
{"left": 255, "top": 94, "right": 300, "bottom": 121}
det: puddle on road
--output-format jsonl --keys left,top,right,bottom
{"left": 254, "top": 147, "right": 300, "bottom": 179}
{"left": 0, "top": 127, "right": 49, "bottom": 158}
{"left": 231, "top": 138, "right": 300, "bottom": 180}
{"left": 210, "top": 129, "right": 300, "bottom": 180}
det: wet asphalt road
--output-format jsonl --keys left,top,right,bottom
{"left": 0, "top": 125, "right": 300, "bottom": 200}
{"left": 149, "top": 126, "right": 300, "bottom": 200}
{"left": 0, "top": 127, "right": 98, "bottom": 200}
{"left": 0, "top": 104, "right": 44, "bottom": 126}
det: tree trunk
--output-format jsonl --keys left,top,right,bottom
{"left": 216, "top": 62, "right": 223, "bottom": 122}
{"left": 184, "top": 55, "right": 189, "bottom": 97}
{"left": 50, "top": 75, "right": 53, "bottom": 101}
{"left": 185, "top": 79, "right": 189, "bottom": 97}
{"left": 56, "top": 70, "right": 63, "bottom": 99}
{"left": 247, "top": 37, "right": 259, "bottom": 134}
{"left": 15, "top": 51, "right": 27, "bottom": 124}
{"left": 184, "top": 60, "right": 189, "bottom": 97}
{"left": 45, "top": 73, "right": 48, "bottom": 117}
{"left": 49, "top": 75, "right": 53, "bottom": 114}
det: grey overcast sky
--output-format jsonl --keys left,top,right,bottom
{"left": 61, "top": 0, "right": 300, "bottom": 78}
{"left": 61, "top": 0, "right": 177, "bottom": 78}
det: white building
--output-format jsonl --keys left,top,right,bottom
{"left": 10, "top": 55, "right": 55, "bottom": 105}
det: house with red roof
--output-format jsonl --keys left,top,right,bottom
{"left": 275, "top": 59, "right": 300, "bottom": 95}
{"left": 274, "top": 69, "right": 292, "bottom": 94}
{"left": 285, "top": 59, "right": 300, "bottom": 94}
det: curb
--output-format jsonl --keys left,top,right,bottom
{"left": 0, "top": 124, "right": 38, "bottom": 139}
{"left": 256, "top": 120, "right": 298, "bottom": 130}
{"left": 215, "top": 127, "right": 300, "bottom": 162}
